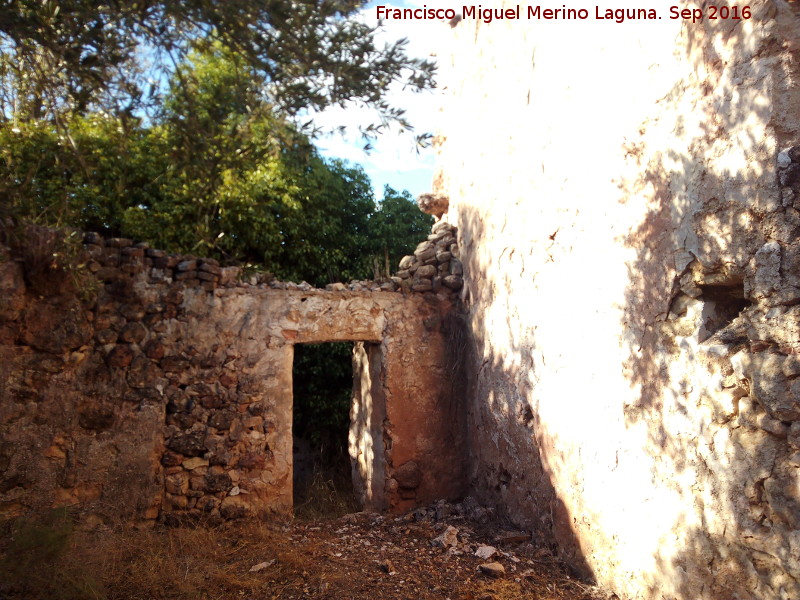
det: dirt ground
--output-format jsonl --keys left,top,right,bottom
{"left": 0, "top": 500, "right": 609, "bottom": 600}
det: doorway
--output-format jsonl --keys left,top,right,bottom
{"left": 291, "top": 341, "right": 386, "bottom": 518}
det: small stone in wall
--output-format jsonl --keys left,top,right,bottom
{"left": 166, "top": 431, "right": 206, "bottom": 457}
{"left": 183, "top": 457, "right": 209, "bottom": 470}
{"left": 107, "top": 344, "right": 135, "bottom": 368}
{"left": 176, "top": 260, "right": 197, "bottom": 272}
{"left": 789, "top": 422, "right": 800, "bottom": 449}
{"left": 144, "top": 339, "right": 165, "bottom": 360}
{"left": 208, "top": 410, "right": 236, "bottom": 431}
{"left": 220, "top": 495, "right": 249, "bottom": 519}
{"left": 417, "top": 193, "right": 450, "bottom": 218}
{"left": 780, "top": 164, "right": 800, "bottom": 187}
{"left": 205, "top": 472, "right": 233, "bottom": 493}
{"left": 415, "top": 243, "right": 436, "bottom": 261}
{"left": 394, "top": 461, "right": 422, "bottom": 489}
{"left": 162, "top": 451, "right": 183, "bottom": 467}
{"left": 196, "top": 495, "right": 220, "bottom": 512}
{"left": 165, "top": 493, "right": 188, "bottom": 510}
{"left": 416, "top": 265, "right": 437, "bottom": 279}
{"left": 120, "top": 304, "right": 146, "bottom": 321}
{"left": 442, "top": 275, "right": 463, "bottom": 290}
{"left": 165, "top": 472, "right": 189, "bottom": 495}
{"left": 412, "top": 280, "right": 433, "bottom": 292}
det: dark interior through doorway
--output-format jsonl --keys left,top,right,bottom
{"left": 292, "top": 342, "right": 359, "bottom": 519}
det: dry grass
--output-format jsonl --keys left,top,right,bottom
{"left": 0, "top": 514, "right": 298, "bottom": 600}
{"left": 0, "top": 509, "right": 607, "bottom": 600}
{"left": 293, "top": 464, "right": 360, "bottom": 522}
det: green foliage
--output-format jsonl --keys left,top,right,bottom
{"left": 0, "top": 0, "right": 435, "bottom": 142}
{"left": 293, "top": 342, "right": 354, "bottom": 446}
{"left": 369, "top": 185, "right": 434, "bottom": 277}
{"left": 1, "top": 46, "right": 432, "bottom": 289}
{"left": 0, "top": 116, "right": 162, "bottom": 231}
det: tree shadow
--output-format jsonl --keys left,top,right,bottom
{"left": 456, "top": 203, "right": 595, "bottom": 580}
{"left": 447, "top": 1, "right": 800, "bottom": 595}
{"left": 619, "top": 2, "right": 800, "bottom": 597}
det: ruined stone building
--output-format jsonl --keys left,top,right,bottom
{"left": 1, "top": 1, "right": 800, "bottom": 598}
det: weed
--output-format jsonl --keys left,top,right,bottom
{"left": 0, "top": 221, "right": 97, "bottom": 302}
{"left": 294, "top": 461, "right": 360, "bottom": 521}
{"left": 0, "top": 508, "right": 105, "bottom": 599}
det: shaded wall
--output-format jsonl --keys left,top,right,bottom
{"left": 434, "top": 1, "right": 800, "bottom": 598}
{"left": 0, "top": 233, "right": 467, "bottom": 523}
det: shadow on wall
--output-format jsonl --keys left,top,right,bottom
{"left": 456, "top": 204, "right": 595, "bottom": 581}
{"left": 449, "top": 1, "right": 800, "bottom": 594}
{"left": 621, "top": 3, "right": 800, "bottom": 597}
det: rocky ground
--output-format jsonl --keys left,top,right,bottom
{"left": 0, "top": 499, "right": 608, "bottom": 600}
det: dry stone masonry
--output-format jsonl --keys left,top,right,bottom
{"left": 0, "top": 224, "right": 467, "bottom": 524}
{"left": 395, "top": 221, "right": 464, "bottom": 294}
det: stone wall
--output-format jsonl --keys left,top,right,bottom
{"left": 0, "top": 229, "right": 467, "bottom": 523}
{"left": 433, "top": 1, "right": 800, "bottom": 598}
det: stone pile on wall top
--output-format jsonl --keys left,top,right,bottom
{"left": 81, "top": 222, "right": 464, "bottom": 298}
{"left": 393, "top": 221, "right": 463, "bottom": 294}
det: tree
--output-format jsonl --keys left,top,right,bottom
{"left": 0, "top": 114, "right": 163, "bottom": 228}
{"left": 0, "top": 0, "right": 435, "bottom": 140}
{"left": 367, "top": 185, "right": 434, "bottom": 277}
{"left": 117, "top": 45, "right": 381, "bottom": 284}
{"left": 1, "top": 46, "right": 430, "bottom": 287}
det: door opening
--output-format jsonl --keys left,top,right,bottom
{"left": 291, "top": 340, "right": 387, "bottom": 519}
{"left": 292, "top": 342, "right": 358, "bottom": 519}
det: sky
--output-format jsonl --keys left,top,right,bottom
{"left": 311, "top": 0, "right": 448, "bottom": 200}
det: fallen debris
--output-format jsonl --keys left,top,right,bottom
{"left": 0, "top": 497, "right": 606, "bottom": 600}
{"left": 248, "top": 559, "right": 276, "bottom": 572}
{"left": 432, "top": 524, "right": 460, "bottom": 548}
{"left": 478, "top": 562, "right": 506, "bottom": 578}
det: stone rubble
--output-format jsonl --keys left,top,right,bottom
{"left": 478, "top": 562, "right": 506, "bottom": 578}
{"left": 430, "top": 524, "right": 459, "bottom": 548}
{"left": 82, "top": 221, "right": 464, "bottom": 298}
{"left": 393, "top": 221, "right": 464, "bottom": 294}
